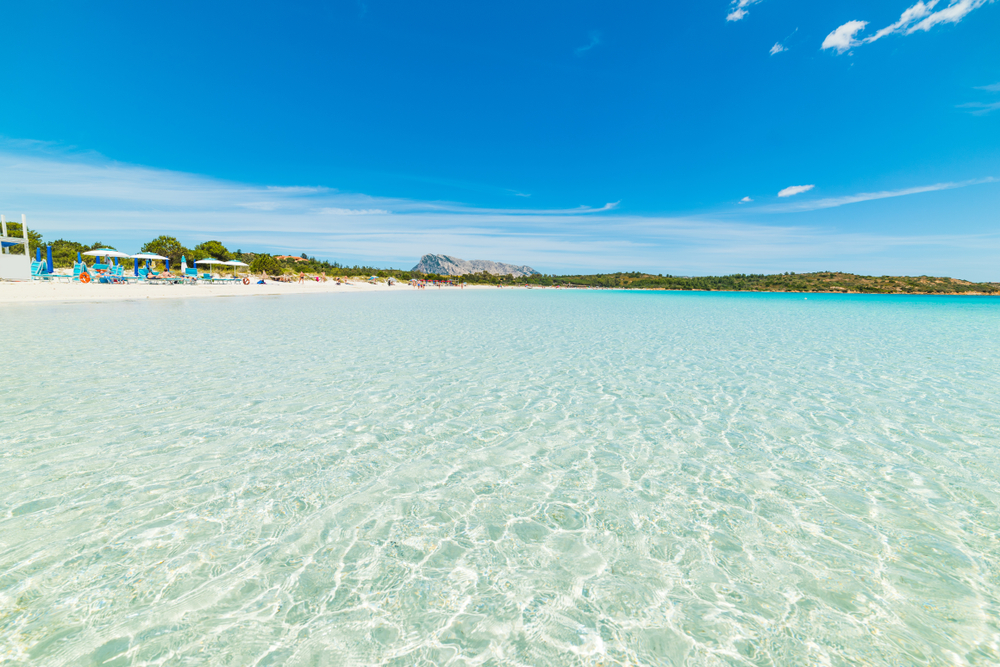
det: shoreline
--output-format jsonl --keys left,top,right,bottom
{"left": 0, "top": 279, "right": 499, "bottom": 304}
{"left": 1, "top": 280, "right": 996, "bottom": 304}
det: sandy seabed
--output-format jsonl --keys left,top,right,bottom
{"left": 0, "top": 279, "right": 503, "bottom": 304}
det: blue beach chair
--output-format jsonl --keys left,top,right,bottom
{"left": 72, "top": 262, "right": 88, "bottom": 282}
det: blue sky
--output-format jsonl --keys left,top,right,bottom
{"left": 2, "top": 0, "right": 998, "bottom": 278}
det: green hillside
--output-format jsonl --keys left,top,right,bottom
{"left": 504, "top": 271, "right": 1000, "bottom": 294}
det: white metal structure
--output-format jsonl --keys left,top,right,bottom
{"left": 0, "top": 214, "right": 31, "bottom": 281}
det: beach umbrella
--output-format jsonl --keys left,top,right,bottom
{"left": 77, "top": 251, "right": 81, "bottom": 263}
{"left": 82, "top": 249, "right": 128, "bottom": 256}
{"left": 129, "top": 253, "right": 167, "bottom": 275}
{"left": 83, "top": 249, "right": 131, "bottom": 259}
{"left": 46, "top": 246, "right": 53, "bottom": 273}
{"left": 195, "top": 258, "right": 226, "bottom": 277}
{"left": 82, "top": 249, "right": 129, "bottom": 273}
{"left": 36, "top": 247, "right": 41, "bottom": 261}
{"left": 221, "top": 259, "right": 249, "bottom": 277}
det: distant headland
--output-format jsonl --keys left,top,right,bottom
{"left": 412, "top": 254, "right": 539, "bottom": 277}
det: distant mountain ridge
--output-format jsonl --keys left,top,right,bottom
{"left": 411, "top": 254, "right": 539, "bottom": 277}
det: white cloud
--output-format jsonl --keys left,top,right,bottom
{"left": 574, "top": 31, "right": 602, "bottom": 56}
{"left": 317, "top": 208, "right": 391, "bottom": 215}
{"left": 906, "top": 0, "right": 993, "bottom": 33}
{"left": 3, "top": 142, "right": 999, "bottom": 278}
{"left": 778, "top": 184, "right": 815, "bottom": 197}
{"left": 825, "top": 0, "right": 995, "bottom": 53}
{"left": 266, "top": 185, "right": 331, "bottom": 194}
{"left": 821, "top": 21, "right": 868, "bottom": 53}
{"left": 726, "top": 0, "right": 761, "bottom": 22}
{"left": 957, "top": 101, "right": 1000, "bottom": 115}
{"left": 959, "top": 81, "right": 1000, "bottom": 115}
{"left": 864, "top": 1, "right": 939, "bottom": 43}
{"left": 766, "top": 178, "right": 995, "bottom": 212}
{"left": 740, "top": 196, "right": 753, "bottom": 203}
{"left": 769, "top": 42, "right": 786, "bottom": 55}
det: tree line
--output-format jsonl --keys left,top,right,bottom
{"left": 12, "top": 227, "right": 997, "bottom": 292}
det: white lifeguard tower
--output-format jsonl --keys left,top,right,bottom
{"left": 0, "top": 214, "right": 31, "bottom": 281}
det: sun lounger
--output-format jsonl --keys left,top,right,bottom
{"left": 31, "top": 260, "right": 71, "bottom": 282}
{"left": 141, "top": 270, "right": 184, "bottom": 285}
{"left": 92, "top": 264, "right": 127, "bottom": 284}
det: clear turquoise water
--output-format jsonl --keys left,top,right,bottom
{"left": 2, "top": 290, "right": 1000, "bottom": 666}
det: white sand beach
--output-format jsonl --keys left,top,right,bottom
{"left": 0, "top": 278, "right": 505, "bottom": 304}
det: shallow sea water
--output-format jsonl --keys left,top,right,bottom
{"left": 2, "top": 290, "right": 1000, "bottom": 666}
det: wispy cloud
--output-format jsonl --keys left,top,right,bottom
{"left": 726, "top": 0, "right": 762, "bottom": 22}
{"left": 764, "top": 178, "right": 995, "bottom": 212}
{"left": 575, "top": 31, "right": 602, "bottom": 56}
{"left": 864, "top": 1, "right": 940, "bottom": 43}
{"left": 821, "top": 21, "right": 868, "bottom": 53}
{"left": 959, "top": 82, "right": 1000, "bottom": 115}
{"left": 769, "top": 28, "right": 797, "bottom": 56}
{"left": 3, "top": 143, "right": 999, "bottom": 278}
{"left": 902, "top": 0, "right": 994, "bottom": 33}
{"left": 823, "top": 0, "right": 995, "bottom": 53}
{"left": 957, "top": 101, "right": 1000, "bottom": 115}
{"left": 740, "top": 196, "right": 753, "bottom": 203}
{"left": 778, "top": 185, "right": 815, "bottom": 197}
{"left": 316, "top": 208, "right": 391, "bottom": 216}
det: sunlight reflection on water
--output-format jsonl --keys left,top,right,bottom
{"left": 2, "top": 290, "right": 999, "bottom": 665}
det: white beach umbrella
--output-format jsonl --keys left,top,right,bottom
{"left": 83, "top": 249, "right": 131, "bottom": 258}
{"left": 221, "top": 259, "right": 250, "bottom": 278}
{"left": 128, "top": 252, "right": 169, "bottom": 275}
{"left": 194, "top": 258, "right": 227, "bottom": 277}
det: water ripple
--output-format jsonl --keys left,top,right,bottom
{"left": 2, "top": 291, "right": 1000, "bottom": 665}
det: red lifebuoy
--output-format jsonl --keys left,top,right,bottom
{"left": 80, "top": 272, "right": 91, "bottom": 284}
{"left": 242, "top": 277, "right": 250, "bottom": 285}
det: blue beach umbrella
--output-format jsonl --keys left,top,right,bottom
{"left": 77, "top": 251, "right": 82, "bottom": 263}
{"left": 36, "top": 247, "right": 41, "bottom": 261}
{"left": 134, "top": 259, "right": 139, "bottom": 276}
{"left": 46, "top": 246, "right": 53, "bottom": 273}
